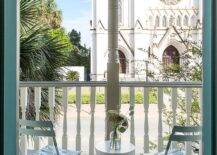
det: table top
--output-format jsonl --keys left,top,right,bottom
{"left": 95, "top": 141, "right": 135, "bottom": 155}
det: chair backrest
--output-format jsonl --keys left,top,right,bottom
{"left": 19, "top": 119, "right": 55, "bottom": 137}
{"left": 170, "top": 126, "right": 202, "bottom": 142}
{"left": 19, "top": 119, "right": 59, "bottom": 155}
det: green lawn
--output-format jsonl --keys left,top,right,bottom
{"left": 68, "top": 88, "right": 157, "bottom": 104}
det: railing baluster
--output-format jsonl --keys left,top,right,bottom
{"left": 62, "top": 87, "right": 68, "bottom": 149}
{"left": 143, "top": 87, "right": 149, "bottom": 153}
{"left": 172, "top": 88, "right": 178, "bottom": 126}
{"left": 171, "top": 88, "right": 178, "bottom": 149}
{"left": 185, "top": 88, "right": 192, "bottom": 155}
{"left": 76, "top": 86, "right": 81, "bottom": 151}
{"left": 20, "top": 87, "right": 28, "bottom": 155}
{"left": 34, "top": 87, "right": 41, "bottom": 150}
{"left": 89, "top": 87, "right": 96, "bottom": 155}
{"left": 119, "top": 87, "right": 122, "bottom": 111}
{"left": 105, "top": 87, "right": 109, "bottom": 140}
{"left": 130, "top": 87, "right": 135, "bottom": 145}
{"left": 158, "top": 88, "right": 163, "bottom": 152}
{"left": 48, "top": 87, "right": 55, "bottom": 145}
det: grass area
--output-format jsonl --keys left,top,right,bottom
{"left": 68, "top": 88, "right": 157, "bottom": 104}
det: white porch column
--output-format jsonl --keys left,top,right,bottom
{"left": 106, "top": 0, "right": 120, "bottom": 140}
{"left": 91, "top": 0, "right": 97, "bottom": 81}
{"left": 129, "top": 0, "right": 135, "bottom": 78}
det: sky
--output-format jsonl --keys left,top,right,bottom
{"left": 56, "top": 0, "right": 92, "bottom": 47}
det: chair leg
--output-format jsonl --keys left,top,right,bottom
{"left": 165, "top": 139, "right": 172, "bottom": 155}
{"left": 53, "top": 137, "right": 60, "bottom": 155}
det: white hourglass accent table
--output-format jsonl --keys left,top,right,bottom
{"left": 95, "top": 141, "right": 135, "bottom": 155}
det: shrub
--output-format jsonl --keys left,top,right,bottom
{"left": 68, "top": 89, "right": 157, "bottom": 104}
{"left": 66, "top": 71, "right": 79, "bottom": 81}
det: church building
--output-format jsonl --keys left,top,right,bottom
{"left": 90, "top": 0, "right": 203, "bottom": 81}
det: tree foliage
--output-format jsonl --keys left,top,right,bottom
{"left": 67, "top": 29, "right": 91, "bottom": 80}
{"left": 139, "top": 29, "right": 203, "bottom": 149}
{"left": 144, "top": 29, "right": 202, "bottom": 127}
{"left": 20, "top": 0, "right": 72, "bottom": 121}
{"left": 40, "top": 0, "right": 62, "bottom": 28}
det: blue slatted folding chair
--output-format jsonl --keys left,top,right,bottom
{"left": 156, "top": 126, "right": 201, "bottom": 155}
{"left": 19, "top": 119, "right": 80, "bottom": 155}
{"left": 165, "top": 126, "right": 201, "bottom": 155}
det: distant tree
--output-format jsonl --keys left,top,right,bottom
{"left": 68, "top": 29, "right": 81, "bottom": 47}
{"left": 67, "top": 29, "right": 91, "bottom": 80}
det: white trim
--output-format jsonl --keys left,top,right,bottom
{"left": 20, "top": 81, "right": 202, "bottom": 88}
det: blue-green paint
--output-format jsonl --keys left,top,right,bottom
{"left": 4, "top": 0, "right": 18, "bottom": 154}
{"left": 203, "top": 0, "right": 215, "bottom": 154}
{"left": 2, "top": 0, "right": 217, "bottom": 154}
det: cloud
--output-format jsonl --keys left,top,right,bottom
{"left": 62, "top": 10, "right": 91, "bottom": 47}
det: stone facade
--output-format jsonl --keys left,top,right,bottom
{"left": 90, "top": 0, "right": 202, "bottom": 81}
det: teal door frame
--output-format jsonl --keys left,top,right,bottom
{"left": 4, "top": 0, "right": 19, "bottom": 154}
{"left": 2, "top": 0, "right": 217, "bottom": 154}
{"left": 203, "top": 0, "right": 217, "bottom": 154}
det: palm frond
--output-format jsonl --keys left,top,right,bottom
{"left": 20, "top": 0, "right": 41, "bottom": 33}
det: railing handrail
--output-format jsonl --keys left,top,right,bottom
{"left": 19, "top": 81, "right": 202, "bottom": 88}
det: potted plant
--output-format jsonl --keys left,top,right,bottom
{"left": 108, "top": 110, "right": 129, "bottom": 150}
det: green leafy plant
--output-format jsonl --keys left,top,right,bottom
{"left": 66, "top": 71, "right": 79, "bottom": 81}
{"left": 108, "top": 110, "right": 129, "bottom": 133}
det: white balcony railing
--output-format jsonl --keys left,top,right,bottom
{"left": 19, "top": 81, "right": 202, "bottom": 154}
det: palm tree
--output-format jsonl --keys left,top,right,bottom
{"left": 20, "top": 0, "right": 71, "bottom": 81}
{"left": 20, "top": 0, "right": 72, "bottom": 120}
{"left": 39, "top": 0, "right": 62, "bottom": 28}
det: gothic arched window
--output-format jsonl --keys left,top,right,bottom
{"left": 191, "top": 15, "right": 197, "bottom": 27}
{"left": 118, "top": 50, "right": 127, "bottom": 74}
{"left": 169, "top": 16, "right": 175, "bottom": 26}
{"left": 176, "top": 15, "right": 181, "bottom": 26}
{"left": 118, "top": 0, "right": 123, "bottom": 25}
{"left": 183, "top": 15, "right": 189, "bottom": 26}
{"left": 155, "top": 16, "right": 160, "bottom": 27}
{"left": 162, "top": 16, "right": 167, "bottom": 27}
{"left": 163, "top": 45, "right": 180, "bottom": 72}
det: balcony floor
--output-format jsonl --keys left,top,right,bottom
{"left": 27, "top": 104, "right": 169, "bottom": 154}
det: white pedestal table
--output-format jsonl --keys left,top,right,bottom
{"left": 95, "top": 141, "right": 135, "bottom": 155}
